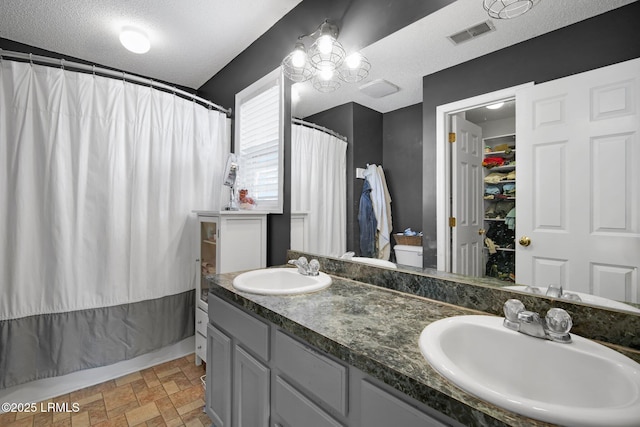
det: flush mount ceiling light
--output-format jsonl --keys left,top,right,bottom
{"left": 483, "top": 0, "right": 540, "bottom": 19}
{"left": 119, "top": 28, "right": 150, "bottom": 54}
{"left": 486, "top": 102, "right": 504, "bottom": 109}
{"left": 282, "top": 19, "right": 371, "bottom": 93}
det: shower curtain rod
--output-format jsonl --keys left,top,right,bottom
{"left": 292, "top": 117, "right": 347, "bottom": 142}
{"left": 0, "top": 49, "right": 232, "bottom": 116}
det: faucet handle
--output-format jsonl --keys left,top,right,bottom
{"left": 308, "top": 259, "right": 320, "bottom": 276}
{"left": 503, "top": 299, "right": 525, "bottom": 330}
{"left": 546, "top": 284, "right": 563, "bottom": 298}
{"left": 545, "top": 308, "right": 572, "bottom": 342}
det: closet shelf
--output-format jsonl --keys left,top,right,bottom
{"left": 484, "top": 149, "right": 516, "bottom": 157}
{"left": 489, "top": 179, "right": 516, "bottom": 184}
{"left": 485, "top": 165, "right": 515, "bottom": 172}
{"left": 203, "top": 239, "right": 217, "bottom": 245}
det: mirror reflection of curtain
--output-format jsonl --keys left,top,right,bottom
{"left": 0, "top": 59, "right": 229, "bottom": 387}
{"left": 291, "top": 124, "right": 347, "bottom": 257}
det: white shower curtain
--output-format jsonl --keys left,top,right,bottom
{"left": 0, "top": 60, "right": 229, "bottom": 320}
{"left": 291, "top": 124, "right": 347, "bottom": 257}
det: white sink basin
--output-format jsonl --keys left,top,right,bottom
{"left": 419, "top": 315, "right": 640, "bottom": 426}
{"left": 350, "top": 257, "right": 397, "bottom": 269}
{"left": 233, "top": 268, "right": 332, "bottom": 295}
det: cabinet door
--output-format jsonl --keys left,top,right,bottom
{"left": 199, "top": 218, "right": 219, "bottom": 305}
{"left": 206, "top": 324, "right": 232, "bottom": 427}
{"left": 451, "top": 115, "right": 484, "bottom": 278}
{"left": 234, "top": 346, "right": 270, "bottom": 427}
{"left": 219, "top": 216, "right": 266, "bottom": 273}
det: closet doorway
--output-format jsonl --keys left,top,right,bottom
{"left": 435, "top": 83, "right": 532, "bottom": 279}
{"left": 438, "top": 58, "right": 640, "bottom": 303}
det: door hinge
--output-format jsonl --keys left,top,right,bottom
{"left": 449, "top": 217, "right": 456, "bottom": 227}
{"left": 448, "top": 132, "right": 456, "bottom": 143}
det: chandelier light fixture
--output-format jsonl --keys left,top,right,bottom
{"left": 483, "top": 0, "right": 540, "bottom": 19}
{"left": 281, "top": 20, "right": 371, "bottom": 93}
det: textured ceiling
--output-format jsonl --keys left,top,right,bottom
{"left": 0, "top": 0, "right": 637, "bottom": 116}
{"left": 293, "top": 0, "right": 638, "bottom": 117}
{"left": 0, "top": 0, "right": 302, "bottom": 89}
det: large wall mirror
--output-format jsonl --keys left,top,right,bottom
{"left": 287, "top": 3, "right": 640, "bottom": 316}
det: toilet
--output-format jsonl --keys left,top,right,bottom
{"left": 394, "top": 244, "right": 423, "bottom": 267}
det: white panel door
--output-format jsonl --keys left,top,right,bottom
{"left": 516, "top": 58, "right": 640, "bottom": 302}
{"left": 452, "top": 115, "right": 484, "bottom": 277}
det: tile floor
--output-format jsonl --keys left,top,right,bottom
{"left": 0, "top": 354, "right": 212, "bottom": 427}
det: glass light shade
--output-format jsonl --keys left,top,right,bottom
{"left": 338, "top": 52, "right": 371, "bottom": 83}
{"left": 291, "top": 50, "right": 306, "bottom": 68}
{"left": 308, "top": 36, "right": 345, "bottom": 73}
{"left": 483, "top": 0, "right": 540, "bottom": 19}
{"left": 312, "top": 74, "right": 341, "bottom": 93}
{"left": 318, "top": 67, "right": 334, "bottom": 81}
{"left": 119, "top": 29, "right": 150, "bottom": 54}
{"left": 282, "top": 42, "right": 315, "bottom": 82}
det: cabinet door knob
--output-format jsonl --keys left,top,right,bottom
{"left": 478, "top": 228, "right": 486, "bottom": 235}
{"left": 519, "top": 236, "right": 531, "bottom": 247}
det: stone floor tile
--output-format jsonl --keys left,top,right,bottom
{"left": 124, "top": 402, "right": 160, "bottom": 426}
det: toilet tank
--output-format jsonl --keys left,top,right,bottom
{"left": 394, "top": 244, "right": 423, "bottom": 267}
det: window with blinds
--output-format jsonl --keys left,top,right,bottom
{"left": 235, "top": 71, "right": 284, "bottom": 213}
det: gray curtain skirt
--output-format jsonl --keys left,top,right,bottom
{"left": 0, "top": 290, "right": 195, "bottom": 389}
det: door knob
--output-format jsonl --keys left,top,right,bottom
{"left": 478, "top": 228, "right": 486, "bottom": 235}
{"left": 519, "top": 236, "right": 531, "bottom": 247}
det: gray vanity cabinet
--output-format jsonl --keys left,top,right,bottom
{"left": 207, "top": 293, "right": 456, "bottom": 427}
{"left": 207, "top": 294, "right": 271, "bottom": 427}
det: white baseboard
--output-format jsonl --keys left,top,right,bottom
{"left": 0, "top": 336, "right": 195, "bottom": 407}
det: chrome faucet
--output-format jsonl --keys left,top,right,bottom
{"left": 503, "top": 299, "right": 573, "bottom": 343}
{"left": 523, "top": 284, "right": 583, "bottom": 302}
{"left": 287, "top": 256, "right": 320, "bottom": 276}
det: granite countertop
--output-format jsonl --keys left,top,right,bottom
{"left": 209, "top": 271, "right": 556, "bottom": 427}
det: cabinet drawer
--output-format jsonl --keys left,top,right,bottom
{"left": 196, "top": 307, "right": 208, "bottom": 337}
{"left": 274, "top": 376, "right": 343, "bottom": 427}
{"left": 275, "top": 330, "right": 347, "bottom": 416}
{"left": 360, "top": 380, "right": 448, "bottom": 427}
{"left": 209, "top": 294, "right": 269, "bottom": 361}
{"left": 195, "top": 331, "right": 206, "bottom": 362}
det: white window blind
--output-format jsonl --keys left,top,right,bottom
{"left": 235, "top": 71, "right": 284, "bottom": 213}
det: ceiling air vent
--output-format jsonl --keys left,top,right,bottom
{"left": 359, "top": 79, "right": 400, "bottom": 98}
{"left": 448, "top": 21, "right": 495, "bottom": 45}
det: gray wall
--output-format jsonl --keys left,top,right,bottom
{"left": 305, "top": 103, "right": 383, "bottom": 255}
{"left": 197, "top": 0, "right": 455, "bottom": 108}
{"left": 382, "top": 103, "right": 423, "bottom": 236}
{"left": 421, "top": 2, "right": 640, "bottom": 268}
